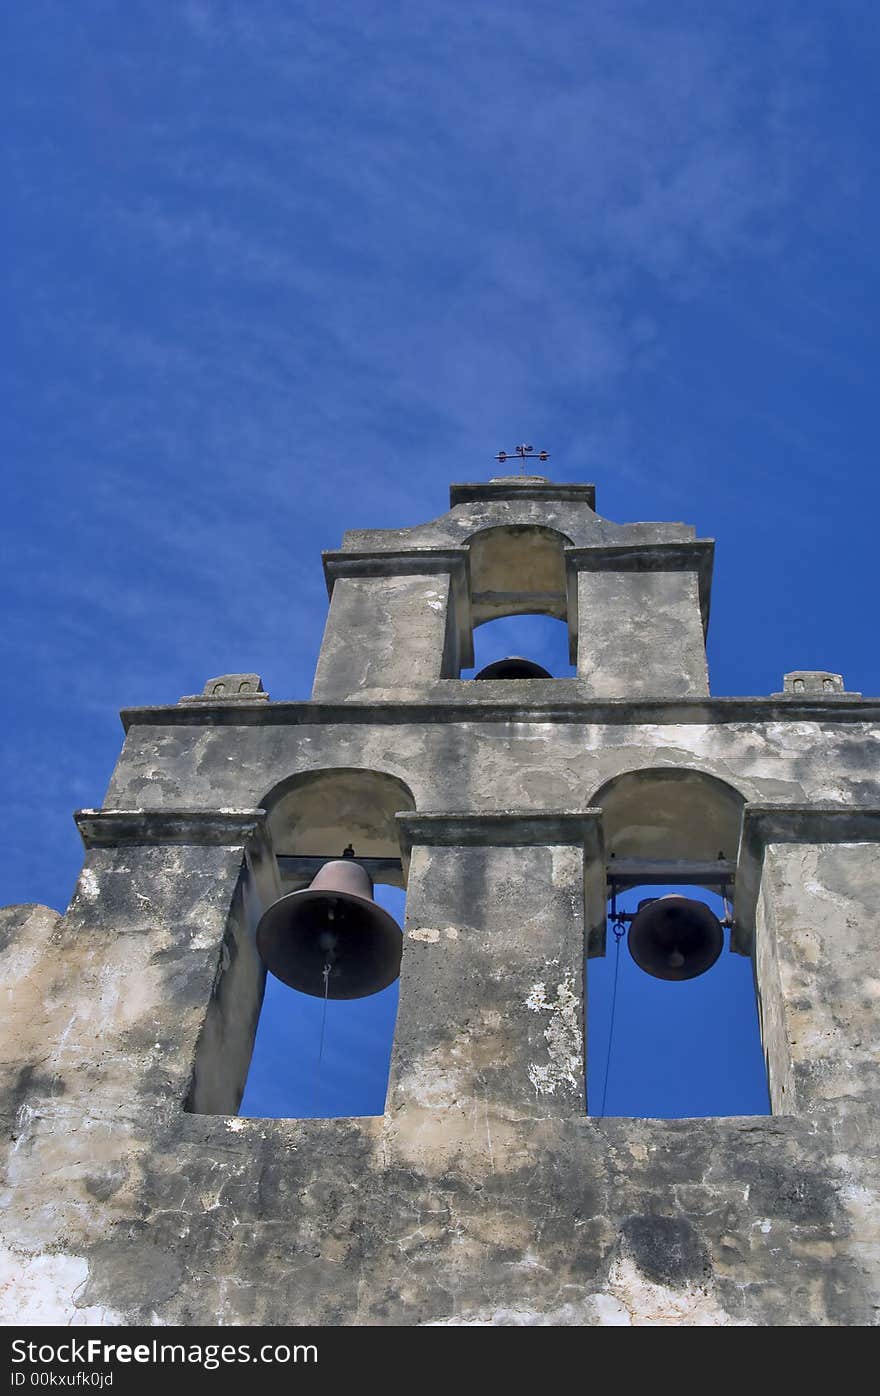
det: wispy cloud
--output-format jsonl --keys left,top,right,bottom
{"left": 5, "top": 1, "right": 878, "bottom": 908}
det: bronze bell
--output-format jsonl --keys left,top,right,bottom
{"left": 475, "top": 656, "right": 552, "bottom": 680}
{"left": 627, "top": 895, "right": 724, "bottom": 981}
{"left": 256, "top": 859, "right": 403, "bottom": 1000}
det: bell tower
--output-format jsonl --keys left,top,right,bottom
{"left": 313, "top": 472, "right": 711, "bottom": 701}
{"left": 2, "top": 471, "right": 879, "bottom": 1326}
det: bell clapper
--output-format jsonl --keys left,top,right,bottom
{"left": 318, "top": 927, "right": 338, "bottom": 958}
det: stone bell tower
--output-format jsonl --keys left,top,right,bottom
{"left": 2, "top": 473, "right": 878, "bottom": 1326}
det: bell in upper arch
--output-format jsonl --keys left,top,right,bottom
{"left": 255, "top": 858, "right": 403, "bottom": 1000}
{"left": 627, "top": 894, "right": 724, "bottom": 982}
{"left": 474, "top": 656, "right": 552, "bottom": 680}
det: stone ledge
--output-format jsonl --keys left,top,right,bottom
{"left": 322, "top": 547, "right": 470, "bottom": 596}
{"left": 564, "top": 540, "right": 714, "bottom": 570}
{"left": 449, "top": 480, "right": 597, "bottom": 509}
{"left": 397, "top": 808, "right": 603, "bottom": 852}
{"left": 119, "top": 693, "right": 880, "bottom": 730}
{"left": 74, "top": 808, "right": 270, "bottom": 850}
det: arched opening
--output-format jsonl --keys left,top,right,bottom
{"left": 587, "top": 768, "right": 769, "bottom": 1118}
{"left": 240, "top": 768, "right": 414, "bottom": 1119}
{"left": 450, "top": 525, "right": 576, "bottom": 680}
{"left": 467, "top": 524, "right": 572, "bottom": 626}
{"left": 595, "top": 767, "right": 745, "bottom": 866}
{"left": 261, "top": 766, "right": 414, "bottom": 873}
{"left": 461, "top": 615, "right": 575, "bottom": 679}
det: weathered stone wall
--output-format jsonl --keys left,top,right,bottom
{"left": 574, "top": 568, "right": 708, "bottom": 696}
{"left": 105, "top": 706, "right": 878, "bottom": 814}
{"left": 313, "top": 572, "right": 457, "bottom": 700}
{"left": 2, "top": 479, "right": 878, "bottom": 1325}
{"left": 314, "top": 480, "right": 710, "bottom": 702}
{"left": 2, "top": 776, "right": 878, "bottom": 1325}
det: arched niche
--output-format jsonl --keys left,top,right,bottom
{"left": 467, "top": 524, "right": 572, "bottom": 626}
{"left": 463, "top": 613, "right": 574, "bottom": 680}
{"left": 591, "top": 767, "right": 745, "bottom": 865}
{"left": 240, "top": 767, "right": 413, "bottom": 1120}
{"left": 586, "top": 768, "right": 768, "bottom": 1119}
{"left": 260, "top": 767, "right": 416, "bottom": 888}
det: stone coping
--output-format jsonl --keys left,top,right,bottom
{"left": 449, "top": 480, "right": 597, "bottom": 508}
{"left": 121, "top": 693, "right": 880, "bottom": 730}
{"left": 321, "top": 546, "right": 470, "bottom": 595}
{"left": 397, "top": 808, "right": 603, "bottom": 852}
{"left": 75, "top": 808, "right": 271, "bottom": 850}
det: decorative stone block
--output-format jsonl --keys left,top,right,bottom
{"left": 773, "top": 670, "right": 859, "bottom": 697}
{"left": 179, "top": 673, "right": 269, "bottom": 704}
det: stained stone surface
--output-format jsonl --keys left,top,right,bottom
{"left": 179, "top": 673, "right": 269, "bottom": 704}
{"left": 1, "top": 478, "right": 878, "bottom": 1326}
{"left": 773, "top": 671, "right": 860, "bottom": 698}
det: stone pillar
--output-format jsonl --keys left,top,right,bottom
{"left": 387, "top": 813, "right": 605, "bottom": 1153}
{"left": 734, "top": 805, "right": 880, "bottom": 1119}
{"left": 566, "top": 542, "right": 713, "bottom": 697}
{"left": 312, "top": 549, "right": 473, "bottom": 699}
{"left": 63, "top": 810, "right": 280, "bottom": 1121}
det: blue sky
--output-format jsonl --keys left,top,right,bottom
{"left": 4, "top": 2, "right": 879, "bottom": 1118}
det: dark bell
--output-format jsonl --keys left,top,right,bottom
{"left": 256, "top": 860, "right": 403, "bottom": 1000}
{"left": 627, "top": 895, "right": 724, "bottom": 982}
{"left": 475, "top": 656, "right": 552, "bottom": 680}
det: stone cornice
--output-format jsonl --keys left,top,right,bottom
{"left": 397, "top": 808, "right": 603, "bottom": 853}
{"left": 321, "top": 547, "right": 470, "bottom": 597}
{"left": 120, "top": 694, "right": 880, "bottom": 731}
{"left": 564, "top": 540, "right": 714, "bottom": 569}
{"left": 449, "top": 481, "right": 597, "bottom": 509}
{"left": 74, "top": 808, "right": 271, "bottom": 851}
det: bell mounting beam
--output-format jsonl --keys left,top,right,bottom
{"left": 606, "top": 857, "right": 735, "bottom": 893}
{"left": 278, "top": 855, "right": 404, "bottom": 884}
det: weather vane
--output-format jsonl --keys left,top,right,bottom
{"left": 495, "top": 443, "right": 550, "bottom": 475}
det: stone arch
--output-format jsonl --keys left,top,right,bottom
{"left": 241, "top": 768, "right": 413, "bottom": 1119}
{"left": 589, "top": 767, "right": 746, "bottom": 864}
{"left": 585, "top": 766, "right": 768, "bottom": 1118}
{"left": 466, "top": 524, "right": 573, "bottom": 626}
{"left": 260, "top": 767, "right": 416, "bottom": 871}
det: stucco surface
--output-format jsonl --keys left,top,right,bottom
{"left": 2, "top": 479, "right": 878, "bottom": 1325}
